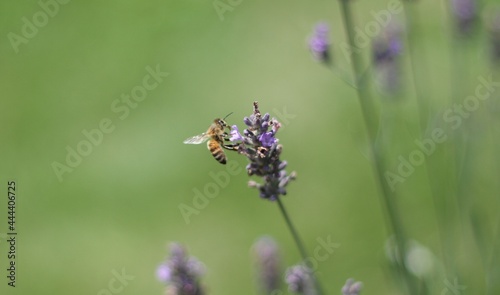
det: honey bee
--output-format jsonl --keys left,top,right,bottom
{"left": 183, "top": 113, "right": 237, "bottom": 165}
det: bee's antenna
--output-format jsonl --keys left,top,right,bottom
{"left": 223, "top": 112, "right": 233, "bottom": 120}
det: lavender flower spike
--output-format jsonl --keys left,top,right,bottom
{"left": 157, "top": 243, "right": 205, "bottom": 295}
{"left": 252, "top": 236, "right": 282, "bottom": 294}
{"left": 341, "top": 278, "right": 363, "bottom": 295}
{"left": 230, "top": 101, "right": 296, "bottom": 201}
{"left": 309, "top": 22, "right": 330, "bottom": 63}
{"left": 285, "top": 265, "right": 316, "bottom": 295}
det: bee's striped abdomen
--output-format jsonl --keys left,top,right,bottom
{"left": 207, "top": 140, "right": 227, "bottom": 164}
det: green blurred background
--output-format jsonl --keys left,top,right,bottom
{"left": 1, "top": 0, "right": 498, "bottom": 294}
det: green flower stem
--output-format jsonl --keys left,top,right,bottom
{"left": 338, "top": 1, "right": 416, "bottom": 293}
{"left": 276, "top": 197, "right": 325, "bottom": 295}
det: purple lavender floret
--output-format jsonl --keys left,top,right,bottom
{"left": 450, "top": 0, "right": 477, "bottom": 36}
{"left": 229, "top": 125, "right": 244, "bottom": 142}
{"left": 309, "top": 23, "right": 330, "bottom": 63}
{"left": 156, "top": 243, "right": 205, "bottom": 295}
{"left": 258, "top": 131, "right": 277, "bottom": 148}
{"left": 231, "top": 101, "right": 296, "bottom": 201}
{"left": 341, "top": 278, "right": 363, "bottom": 295}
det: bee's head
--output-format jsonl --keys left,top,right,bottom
{"left": 215, "top": 112, "right": 233, "bottom": 127}
{"left": 215, "top": 118, "right": 227, "bottom": 127}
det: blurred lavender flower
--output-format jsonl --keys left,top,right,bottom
{"left": 450, "top": 0, "right": 477, "bottom": 36}
{"left": 230, "top": 101, "right": 296, "bottom": 201}
{"left": 372, "top": 21, "right": 404, "bottom": 96}
{"left": 252, "top": 236, "right": 282, "bottom": 294}
{"left": 157, "top": 243, "right": 205, "bottom": 295}
{"left": 341, "top": 278, "right": 363, "bottom": 295}
{"left": 285, "top": 265, "right": 316, "bottom": 295}
{"left": 309, "top": 23, "right": 330, "bottom": 63}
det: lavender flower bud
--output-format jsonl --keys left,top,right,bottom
{"left": 309, "top": 23, "right": 330, "bottom": 63}
{"left": 341, "top": 278, "right": 363, "bottom": 295}
{"left": 244, "top": 116, "right": 253, "bottom": 127}
{"left": 252, "top": 236, "right": 282, "bottom": 294}
{"left": 450, "top": 0, "right": 477, "bottom": 37}
{"left": 157, "top": 243, "right": 205, "bottom": 295}
{"left": 276, "top": 144, "right": 283, "bottom": 155}
{"left": 285, "top": 265, "right": 316, "bottom": 295}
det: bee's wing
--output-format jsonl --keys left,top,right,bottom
{"left": 183, "top": 133, "right": 210, "bottom": 144}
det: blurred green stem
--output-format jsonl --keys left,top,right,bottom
{"left": 447, "top": 1, "right": 487, "bottom": 281}
{"left": 338, "top": 1, "right": 416, "bottom": 294}
{"left": 327, "top": 63, "right": 371, "bottom": 90}
{"left": 276, "top": 197, "right": 325, "bottom": 295}
{"left": 488, "top": 70, "right": 500, "bottom": 295}
{"left": 487, "top": 214, "right": 500, "bottom": 294}
{"left": 402, "top": 1, "right": 457, "bottom": 278}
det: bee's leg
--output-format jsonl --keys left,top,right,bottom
{"left": 222, "top": 143, "right": 239, "bottom": 151}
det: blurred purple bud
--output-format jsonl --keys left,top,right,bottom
{"left": 372, "top": 21, "right": 404, "bottom": 96}
{"left": 156, "top": 264, "right": 172, "bottom": 283}
{"left": 252, "top": 236, "right": 282, "bottom": 293}
{"left": 341, "top": 278, "right": 363, "bottom": 295}
{"left": 157, "top": 243, "right": 205, "bottom": 295}
{"left": 450, "top": 0, "right": 477, "bottom": 36}
{"left": 285, "top": 265, "right": 315, "bottom": 295}
{"left": 309, "top": 22, "right": 330, "bottom": 63}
